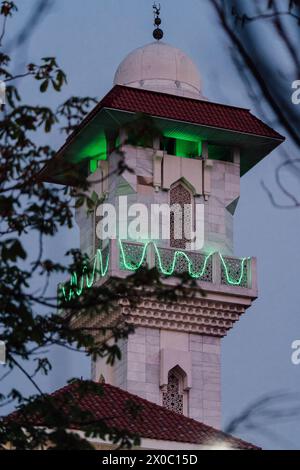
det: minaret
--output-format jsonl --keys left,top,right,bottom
{"left": 41, "top": 8, "right": 284, "bottom": 430}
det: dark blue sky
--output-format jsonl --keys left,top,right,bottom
{"left": 4, "top": 0, "right": 300, "bottom": 449}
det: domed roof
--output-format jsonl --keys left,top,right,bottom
{"left": 113, "top": 42, "right": 204, "bottom": 100}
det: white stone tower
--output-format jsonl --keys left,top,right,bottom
{"left": 42, "top": 23, "right": 284, "bottom": 429}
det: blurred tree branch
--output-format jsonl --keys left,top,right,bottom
{"left": 210, "top": 0, "right": 300, "bottom": 207}
{"left": 0, "top": 0, "right": 190, "bottom": 450}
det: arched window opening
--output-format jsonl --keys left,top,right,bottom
{"left": 162, "top": 366, "right": 186, "bottom": 415}
{"left": 170, "top": 182, "right": 193, "bottom": 249}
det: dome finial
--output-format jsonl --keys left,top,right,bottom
{"left": 153, "top": 3, "right": 163, "bottom": 41}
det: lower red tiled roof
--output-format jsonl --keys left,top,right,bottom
{"left": 6, "top": 380, "right": 259, "bottom": 450}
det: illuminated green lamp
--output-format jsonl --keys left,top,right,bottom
{"left": 175, "top": 139, "right": 202, "bottom": 158}
{"left": 89, "top": 159, "right": 99, "bottom": 174}
{"left": 162, "top": 131, "right": 202, "bottom": 159}
{"left": 89, "top": 132, "right": 107, "bottom": 173}
{"left": 72, "top": 131, "right": 108, "bottom": 174}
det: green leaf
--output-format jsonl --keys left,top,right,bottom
{"left": 75, "top": 196, "right": 84, "bottom": 208}
{"left": 40, "top": 79, "right": 49, "bottom": 93}
{"left": 91, "top": 191, "right": 98, "bottom": 204}
{"left": 86, "top": 197, "right": 95, "bottom": 210}
{"left": 2, "top": 239, "right": 27, "bottom": 262}
{"left": 52, "top": 80, "right": 61, "bottom": 92}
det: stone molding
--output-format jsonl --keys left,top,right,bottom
{"left": 119, "top": 294, "right": 252, "bottom": 338}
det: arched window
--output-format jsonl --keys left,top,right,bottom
{"left": 162, "top": 366, "right": 186, "bottom": 415}
{"left": 170, "top": 182, "right": 193, "bottom": 249}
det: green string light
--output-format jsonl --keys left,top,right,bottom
{"left": 119, "top": 239, "right": 150, "bottom": 271}
{"left": 219, "top": 253, "right": 248, "bottom": 286}
{"left": 154, "top": 244, "right": 213, "bottom": 279}
{"left": 60, "top": 248, "right": 110, "bottom": 303}
{"left": 119, "top": 239, "right": 214, "bottom": 279}
{"left": 119, "top": 240, "right": 249, "bottom": 285}
{"left": 60, "top": 240, "right": 250, "bottom": 303}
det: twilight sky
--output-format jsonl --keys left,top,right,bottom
{"left": 4, "top": 0, "right": 300, "bottom": 450}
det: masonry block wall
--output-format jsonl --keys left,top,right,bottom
{"left": 78, "top": 142, "right": 246, "bottom": 431}
{"left": 75, "top": 144, "right": 241, "bottom": 258}
{"left": 107, "top": 145, "right": 240, "bottom": 254}
{"left": 92, "top": 327, "right": 221, "bottom": 429}
{"left": 206, "top": 160, "right": 240, "bottom": 255}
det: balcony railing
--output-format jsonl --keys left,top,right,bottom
{"left": 59, "top": 239, "right": 254, "bottom": 304}
{"left": 119, "top": 240, "right": 253, "bottom": 289}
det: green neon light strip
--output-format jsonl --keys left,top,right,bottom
{"left": 61, "top": 248, "right": 109, "bottom": 302}
{"left": 119, "top": 240, "right": 249, "bottom": 285}
{"left": 60, "top": 241, "right": 249, "bottom": 303}
{"left": 119, "top": 239, "right": 213, "bottom": 279}
{"left": 219, "top": 253, "right": 247, "bottom": 286}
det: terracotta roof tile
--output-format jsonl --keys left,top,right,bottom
{"left": 97, "top": 85, "right": 283, "bottom": 140}
{"left": 39, "top": 85, "right": 284, "bottom": 184}
{"left": 6, "top": 380, "right": 259, "bottom": 450}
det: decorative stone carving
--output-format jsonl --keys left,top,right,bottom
{"left": 157, "top": 247, "right": 213, "bottom": 282}
{"left": 120, "top": 242, "right": 148, "bottom": 270}
{"left": 221, "top": 255, "right": 248, "bottom": 288}
{"left": 70, "top": 289, "right": 254, "bottom": 342}
{"left": 118, "top": 294, "right": 252, "bottom": 338}
{"left": 170, "top": 183, "right": 192, "bottom": 249}
{"left": 162, "top": 371, "right": 184, "bottom": 415}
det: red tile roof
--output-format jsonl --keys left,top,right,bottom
{"left": 38, "top": 85, "right": 284, "bottom": 184}
{"left": 99, "top": 85, "right": 283, "bottom": 139}
{"left": 6, "top": 380, "right": 259, "bottom": 450}
{"left": 65, "top": 85, "right": 284, "bottom": 145}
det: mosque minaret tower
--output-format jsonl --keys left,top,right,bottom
{"left": 41, "top": 6, "right": 284, "bottom": 430}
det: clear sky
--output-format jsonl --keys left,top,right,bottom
{"left": 5, "top": 0, "right": 300, "bottom": 450}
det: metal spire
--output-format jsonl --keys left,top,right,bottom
{"left": 153, "top": 3, "right": 163, "bottom": 41}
